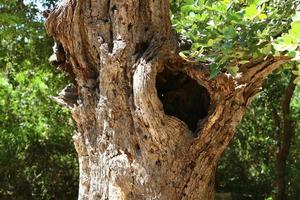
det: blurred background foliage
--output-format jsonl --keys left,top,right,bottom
{"left": 0, "top": 0, "right": 299, "bottom": 200}
{"left": 216, "top": 67, "right": 300, "bottom": 200}
{"left": 0, "top": 0, "right": 78, "bottom": 199}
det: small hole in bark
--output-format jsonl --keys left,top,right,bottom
{"left": 156, "top": 69, "right": 210, "bottom": 134}
{"left": 134, "top": 42, "right": 149, "bottom": 60}
{"left": 111, "top": 5, "right": 117, "bottom": 13}
{"left": 135, "top": 143, "right": 141, "bottom": 157}
{"left": 155, "top": 159, "right": 161, "bottom": 167}
{"left": 188, "top": 161, "right": 196, "bottom": 170}
{"left": 126, "top": 192, "right": 134, "bottom": 199}
{"left": 128, "top": 23, "right": 132, "bottom": 31}
{"left": 149, "top": 148, "right": 154, "bottom": 153}
{"left": 101, "top": 17, "right": 109, "bottom": 23}
{"left": 136, "top": 127, "right": 143, "bottom": 134}
{"left": 108, "top": 29, "right": 114, "bottom": 53}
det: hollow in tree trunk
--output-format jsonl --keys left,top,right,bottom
{"left": 45, "top": 0, "right": 290, "bottom": 199}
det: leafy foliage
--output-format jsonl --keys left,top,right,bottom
{"left": 171, "top": 0, "right": 300, "bottom": 77}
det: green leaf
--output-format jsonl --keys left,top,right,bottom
{"left": 245, "top": 5, "right": 259, "bottom": 19}
{"left": 223, "top": 26, "right": 237, "bottom": 39}
{"left": 260, "top": 44, "right": 272, "bottom": 55}
{"left": 238, "top": 60, "right": 250, "bottom": 64}
{"left": 184, "top": 0, "right": 195, "bottom": 5}
{"left": 179, "top": 52, "right": 188, "bottom": 59}
{"left": 209, "top": 64, "right": 220, "bottom": 79}
{"left": 293, "top": 76, "right": 300, "bottom": 84}
{"left": 181, "top": 5, "right": 194, "bottom": 13}
{"left": 0, "top": 74, "right": 10, "bottom": 87}
{"left": 207, "top": 39, "right": 215, "bottom": 46}
{"left": 227, "top": 66, "right": 239, "bottom": 76}
{"left": 292, "top": 51, "right": 300, "bottom": 61}
{"left": 258, "top": 13, "right": 267, "bottom": 20}
{"left": 290, "top": 21, "right": 300, "bottom": 38}
{"left": 287, "top": 51, "right": 296, "bottom": 58}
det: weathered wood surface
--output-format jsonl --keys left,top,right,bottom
{"left": 45, "top": 1, "right": 289, "bottom": 199}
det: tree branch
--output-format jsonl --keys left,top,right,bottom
{"left": 279, "top": 72, "right": 297, "bottom": 158}
{"left": 238, "top": 56, "right": 290, "bottom": 84}
{"left": 171, "top": 55, "right": 292, "bottom": 161}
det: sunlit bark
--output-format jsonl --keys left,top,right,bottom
{"left": 45, "top": 1, "right": 289, "bottom": 199}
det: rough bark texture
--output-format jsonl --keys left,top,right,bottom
{"left": 45, "top": 1, "right": 290, "bottom": 199}
{"left": 275, "top": 73, "right": 296, "bottom": 200}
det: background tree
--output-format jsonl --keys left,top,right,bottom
{"left": 216, "top": 66, "right": 300, "bottom": 200}
{"left": 273, "top": 68, "right": 297, "bottom": 200}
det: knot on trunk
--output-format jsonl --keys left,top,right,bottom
{"left": 156, "top": 69, "right": 211, "bottom": 136}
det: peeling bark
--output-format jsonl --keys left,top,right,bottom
{"left": 44, "top": 1, "right": 290, "bottom": 199}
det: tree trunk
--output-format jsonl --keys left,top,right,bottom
{"left": 44, "top": 1, "right": 290, "bottom": 199}
{"left": 275, "top": 73, "right": 296, "bottom": 200}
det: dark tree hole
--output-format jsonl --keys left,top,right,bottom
{"left": 135, "top": 143, "right": 141, "bottom": 157}
{"left": 156, "top": 69, "right": 210, "bottom": 134}
{"left": 134, "top": 41, "right": 149, "bottom": 60}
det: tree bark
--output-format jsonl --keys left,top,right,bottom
{"left": 44, "top": 1, "right": 290, "bottom": 199}
{"left": 275, "top": 73, "right": 296, "bottom": 200}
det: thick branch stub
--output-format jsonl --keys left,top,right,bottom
{"left": 156, "top": 69, "right": 210, "bottom": 135}
{"left": 51, "top": 84, "right": 78, "bottom": 109}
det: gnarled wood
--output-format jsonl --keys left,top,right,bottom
{"left": 45, "top": 1, "right": 290, "bottom": 199}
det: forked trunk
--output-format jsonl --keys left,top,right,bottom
{"left": 45, "top": 0, "right": 290, "bottom": 199}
